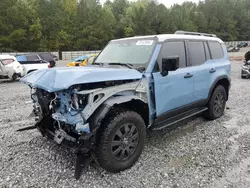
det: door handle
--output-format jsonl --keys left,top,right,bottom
{"left": 184, "top": 73, "right": 193, "bottom": 78}
{"left": 209, "top": 68, "right": 216, "bottom": 73}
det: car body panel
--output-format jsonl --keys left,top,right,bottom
{"left": 16, "top": 53, "right": 53, "bottom": 74}
{"left": 22, "top": 63, "right": 49, "bottom": 75}
{"left": 20, "top": 66, "right": 142, "bottom": 92}
{"left": 193, "top": 46, "right": 230, "bottom": 101}
{"left": 153, "top": 67, "right": 194, "bottom": 116}
{"left": 19, "top": 33, "right": 231, "bottom": 178}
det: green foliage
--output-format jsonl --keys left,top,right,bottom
{"left": 0, "top": 0, "right": 250, "bottom": 52}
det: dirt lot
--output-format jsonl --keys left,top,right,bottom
{"left": 0, "top": 61, "right": 250, "bottom": 188}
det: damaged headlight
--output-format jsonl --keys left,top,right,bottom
{"left": 51, "top": 91, "right": 90, "bottom": 134}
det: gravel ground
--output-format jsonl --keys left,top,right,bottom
{"left": 1, "top": 61, "right": 250, "bottom": 188}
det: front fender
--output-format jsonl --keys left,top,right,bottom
{"left": 88, "top": 95, "right": 146, "bottom": 131}
{"left": 104, "top": 95, "right": 145, "bottom": 106}
{"left": 81, "top": 81, "right": 141, "bottom": 120}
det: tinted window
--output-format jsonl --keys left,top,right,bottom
{"left": 39, "top": 53, "right": 53, "bottom": 61}
{"left": 16, "top": 55, "right": 27, "bottom": 61}
{"left": 26, "top": 55, "right": 38, "bottom": 61}
{"left": 208, "top": 42, "right": 224, "bottom": 59}
{"left": 158, "top": 41, "right": 186, "bottom": 69}
{"left": 204, "top": 42, "right": 211, "bottom": 60}
{"left": 188, "top": 41, "right": 206, "bottom": 66}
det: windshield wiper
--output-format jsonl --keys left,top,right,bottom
{"left": 108, "top": 62, "right": 133, "bottom": 69}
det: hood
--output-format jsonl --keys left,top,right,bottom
{"left": 20, "top": 66, "right": 142, "bottom": 92}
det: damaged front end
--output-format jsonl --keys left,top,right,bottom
{"left": 18, "top": 67, "right": 147, "bottom": 178}
{"left": 22, "top": 86, "right": 96, "bottom": 178}
{"left": 30, "top": 87, "right": 92, "bottom": 146}
{"left": 20, "top": 77, "right": 148, "bottom": 179}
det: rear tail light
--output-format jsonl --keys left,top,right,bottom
{"left": 48, "top": 64, "right": 51, "bottom": 68}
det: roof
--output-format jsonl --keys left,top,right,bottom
{"left": 112, "top": 34, "right": 223, "bottom": 43}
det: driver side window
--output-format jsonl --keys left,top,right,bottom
{"left": 156, "top": 41, "right": 186, "bottom": 71}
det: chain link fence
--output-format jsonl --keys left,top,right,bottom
{"left": 0, "top": 51, "right": 101, "bottom": 61}
{"left": 224, "top": 41, "right": 250, "bottom": 47}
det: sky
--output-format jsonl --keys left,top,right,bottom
{"left": 100, "top": 0, "right": 201, "bottom": 7}
{"left": 159, "top": 0, "right": 200, "bottom": 7}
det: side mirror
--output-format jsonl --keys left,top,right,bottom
{"left": 161, "top": 56, "right": 179, "bottom": 76}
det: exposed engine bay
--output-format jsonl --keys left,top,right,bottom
{"left": 30, "top": 80, "right": 143, "bottom": 142}
{"left": 18, "top": 79, "right": 148, "bottom": 179}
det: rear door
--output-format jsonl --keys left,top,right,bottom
{"left": 153, "top": 40, "right": 194, "bottom": 117}
{"left": 187, "top": 41, "right": 210, "bottom": 102}
{"left": 189, "top": 41, "right": 225, "bottom": 102}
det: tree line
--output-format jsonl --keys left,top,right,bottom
{"left": 1, "top": 0, "right": 250, "bottom": 52}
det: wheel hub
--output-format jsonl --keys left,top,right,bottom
{"left": 111, "top": 123, "right": 139, "bottom": 160}
{"left": 214, "top": 92, "right": 224, "bottom": 115}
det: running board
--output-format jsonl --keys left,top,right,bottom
{"left": 152, "top": 107, "right": 208, "bottom": 131}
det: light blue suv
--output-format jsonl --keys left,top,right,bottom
{"left": 20, "top": 31, "right": 231, "bottom": 179}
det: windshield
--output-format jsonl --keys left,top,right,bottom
{"left": 94, "top": 38, "right": 157, "bottom": 66}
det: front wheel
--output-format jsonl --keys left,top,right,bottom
{"left": 96, "top": 110, "right": 146, "bottom": 173}
{"left": 204, "top": 85, "right": 226, "bottom": 120}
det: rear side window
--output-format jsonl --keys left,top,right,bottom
{"left": 188, "top": 41, "right": 206, "bottom": 66}
{"left": 39, "top": 53, "right": 53, "bottom": 61}
{"left": 208, "top": 42, "right": 224, "bottom": 59}
{"left": 27, "top": 55, "right": 38, "bottom": 61}
{"left": 158, "top": 41, "right": 186, "bottom": 69}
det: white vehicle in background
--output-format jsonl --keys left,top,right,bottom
{"left": 16, "top": 53, "right": 54, "bottom": 75}
{"left": 0, "top": 55, "right": 25, "bottom": 80}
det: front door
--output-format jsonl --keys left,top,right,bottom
{"left": 153, "top": 41, "right": 194, "bottom": 117}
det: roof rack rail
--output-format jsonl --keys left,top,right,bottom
{"left": 175, "top": 30, "right": 217, "bottom": 37}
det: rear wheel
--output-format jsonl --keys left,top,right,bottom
{"left": 96, "top": 110, "right": 146, "bottom": 172}
{"left": 204, "top": 85, "right": 226, "bottom": 120}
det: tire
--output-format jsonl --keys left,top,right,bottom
{"left": 241, "top": 75, "right": 247, "bottom": 79}
{"left": 96, "top": 110, "right": 146, "bottom": 173}
{"left": 204, "top": 85, "right": 227, "bottom": 120}
{"left": 12, "top": 74, "right": 18, "bottom": 81}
